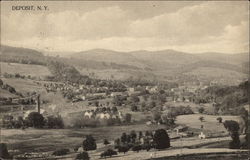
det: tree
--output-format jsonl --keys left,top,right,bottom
{"left": 121, "top": 133, "right": 127, "bottom": 144}
{"left": 199, "top": 116, "right": 204, "bottom": 122}
{"left": 131, "top": 105, "right": 138, "bottom": 112}
{"left": 132, "top": 145, "right": 141, "bottom": 152}
{"left": 124, "top": 113, "right": 132, "bottom": 124}
{"left": 223, "top": 120, "right": 240, "bottom": 149}
{"left": 111, "top": 106, "right": 118, "bottom": 113}
{"left": 47, "top": 115, "right": 64, "bottom": 128}
{"left": 103, "top": 139, "right": 110, "bottom": 146}
{"left": 126, "top": 135, "right": 131, "bottom": 143}
{"left": 0, "top": 79, "right": 3, "bottom": 86}
{"left": 114, "top": 138, "right": 121, "bottom": 148}
{"left": 131, "top": 95, "right": 140, "bottom": 103}
{"left": 153, "top": 129, "right": 170, "bottom": 149}
{"left": 27, "top": 112, "right": 45, "bottom": 128}
{"left": 52, "top": 148, "right": 70, "bottom": 156}
{"left": 217, "top": 117, "right": 223, "bottom": 123}
{"left": 130, "top": 130, "right": 137, "bottom": 144}
{"left": 149, "top": 101, "right": 156, "bottom": 109}
{"left": 117, "top": 145, "right": 130, "bottom": 154}
{"left": 198, "top": 107, "right": 205, "bottom": 113}
{"left": 139, "top": 131, "right": 143, "bottom": 139}
{"left": 140, "top": 102, "right": 146, "bottom": 111}
{"left": 75, "top": 151, "right": 90, "bottom": 160}
{"left": 94, "top": 100, "right": 99, "bottom": 107}
{"left": 83, "top": 135, "right": 97, "bottom": 151}
{"left": 153, "top": 111, "right": 161, "bottom": 123}
{"left": 0, "top": 143, "right": 11, "bottom": 159}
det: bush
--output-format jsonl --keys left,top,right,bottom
{"left": 223, "top": 120, "right": 240, "bottom": 149}
{"left": 83, "top": 135, "right": 97, "bottom": 151}
{"left": 72, "top": 116, "right": 99, "bottom": 128}
{"left": 131, "top": 105, "right": 138, "bottom": 112}
{"left": 52, "top": 148, "right": 70, "bottom": 156}
{"left": 153, "top": 129, "right": 170, "bottom": 149}
{"left": 141, "top": 143, "right": 152, "bottom": 151}
{"left": 153, "top": 111, "right": 161, "bottom": 123}
{"left": 117, "top": 145, "right": 130, "bottom": 154}
{"left": 47, "top": 115, "right": 64, "bottom": 129}
{"left": 132, "top": 145, "right": 141, "bottom": 152}
{"left": 100, "top": 149, "right": 117, "bottom": 158}
{"left": 103, "top": 139, "right": 110, "bottom": 146}
{"left": 217, "top": 117, "right": 223, "bottom": 123}
{"left": 199, "top": 116, "right": 204, "bottom": 122}
{"left": 75, "top": 152, "right": 89, "bottom": 160}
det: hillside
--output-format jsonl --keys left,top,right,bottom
{"left": 0, "top": 45, "right": 46, "bottom": 65}
{"left": 0, "top": 62, "right": 51, "bottom": 77}
{"left": 72, "top": 49, "right": 149, "bottom": 69}
{"left": 1, "top": 45, "right": 44, "bottom": 57}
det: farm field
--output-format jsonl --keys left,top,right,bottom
{"left": 1, "top": 78, "right": 46, "bottom": 93}
{"left": 1, "top": 124, "right": 167, "bottom": 154}
{"left": 0, "top": 62, "right": 51, "bottom": 77}
{"left": 2, "top": 126, "right": 241, "bottom": 159}
{"left": 175, "top": 114, "right": 241, "bottom": 133}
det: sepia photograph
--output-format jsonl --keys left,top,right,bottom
{"left": 0, "top": 1, "right": 249, "bottom": 159}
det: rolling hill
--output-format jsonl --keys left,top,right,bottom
{"left": 70, "top": 48, "right": 248, "bottom": 83}
{"left": 0, "top": 45, "right": 248, "bottom": 84}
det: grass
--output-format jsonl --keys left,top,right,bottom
{"left": 1, "top": 78, "right": 46, "bottom": 93}
{"left": 0, "top": 62, "right": 51, "bottom": 77}
{"left": 2, "top": 124, "right": 167, "bottom": 154}
{"left": 175, "top": 114, "right": 241, "bottom": 133}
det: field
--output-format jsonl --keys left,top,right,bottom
{"left": 176, "top": 114, "right": 241, "bottom": 133}
{"left": 1, "top": 78, "right": 46, "bottom": 93}
{"left": 2, "top": 124, "right": 167, "bottom": 154}
{"left": 0, "top": 62, "right": 51, "bottom": 77}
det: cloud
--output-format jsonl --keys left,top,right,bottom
{"left": 1, "top": 1, "right": 249, "bottom": 53}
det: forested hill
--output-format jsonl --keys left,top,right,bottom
{"left": 0, "top": 45, "right": 46, "bottom": 65}
{"left": 198, "top": 81, "right": 249, "bottom": 115}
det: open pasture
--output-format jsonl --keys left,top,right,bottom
{"left": 175, "top": 114, "right": 241, "bottom": 133}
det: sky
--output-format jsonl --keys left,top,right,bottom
{"left": 1, "top": 1, "right": 249, "bottom": 54}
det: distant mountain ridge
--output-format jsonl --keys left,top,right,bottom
{"left": 0, "top": 45, "right": 248, "bottom": 84}
{"left": 72, "top": 48, "right": 248, "bottom": 72}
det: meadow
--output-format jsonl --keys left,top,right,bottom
{"left": 2, "top": 124, "right": 167, "bottom": 154}
{"left": 175, "top": 114, "right": 241, "bottom": 134}
{"left": 0, "top": 62, "right": 51, "bottom": 77}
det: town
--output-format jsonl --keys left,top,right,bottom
{"left": 1, "top": 1, "right": 249, "bottom": 160}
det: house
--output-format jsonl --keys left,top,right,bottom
{"left": 96, "top": 112, "right": 111, "bottom": 119}
{"left": 84, "top": 111, "right": 94, "bottom": 118}
{"left": 80, "top": 95, "right": 86, "bottom": 101}
{"left": 198, "top": 132, "right": 206, "bottom": 139}
{"left": 149, "top": 86, "right": 158, "bottom": 93}
{"left": 146, "top": 121, "right": 152, "bottom": 125}
{"left": 128, "top": 87, "right": 135, "bottom": 93}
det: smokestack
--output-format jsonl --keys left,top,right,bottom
{"left": 37, "top": 94, "right": 40, "bottom": 114}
